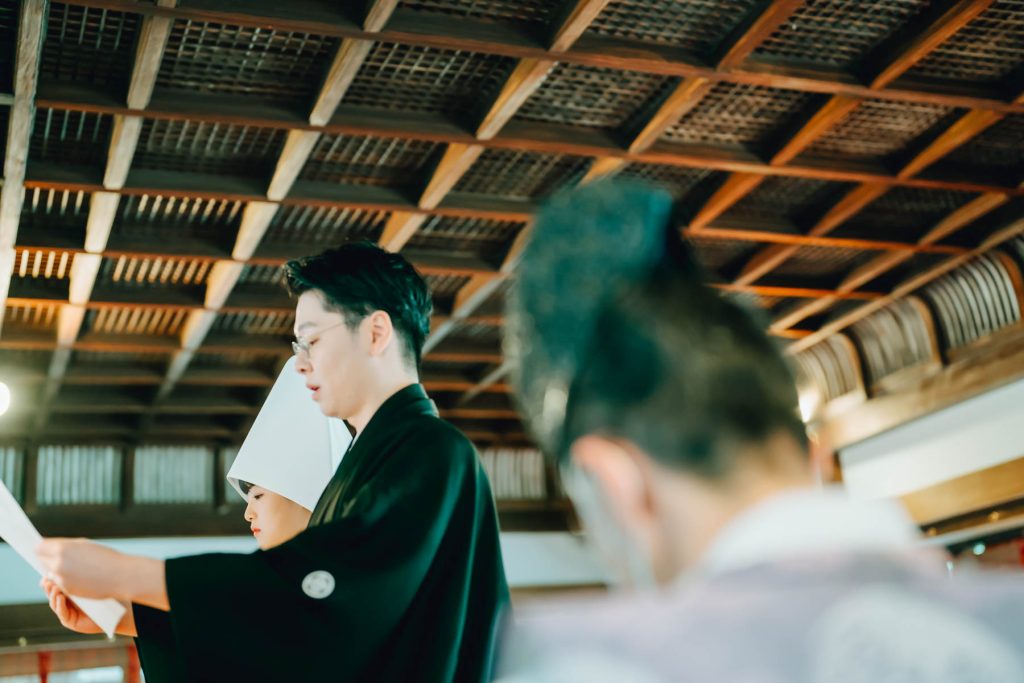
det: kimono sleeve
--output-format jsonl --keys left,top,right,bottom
{"left": 132, "top": 604, "right": 184, "bottom": 682}
{"left": 157, "top": 425, "right": 475, "bottom": 681}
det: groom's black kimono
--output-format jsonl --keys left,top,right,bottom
{"left": 134, "top": 384, "right": 509, "bottom": 682}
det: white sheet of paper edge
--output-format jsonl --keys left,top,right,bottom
{"left": 0, "top": 477, "right": 126, "bottom": 637}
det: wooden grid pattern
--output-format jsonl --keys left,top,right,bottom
{"left": 798, "top": 99, "right": 962, "bottom": 164}
{"left": 0, "top": 0, "right": 1020, "bottom": 460}
{"left": 398, "top": 0, "right": 558, "bottom": 25}
{"left": 584, "top": 0, "right": 761, "bottom": 57}
{"left": 259, "top": 206, "right": 388, "bottom": 253}
{"left": 40, "top": 2, "right": 138, "bottom": 90}
{"left": 452, "top": 148, "right": 590, "bottom": 199}
{"left": 97, "top": 255, "right": 215, "bottom": 289}
{"left": 513, "top": 63, "right": 672, "bottom": 132}
{"left": 833, "top": 187, "right": 979, "bottom": 241}
{"left": 661, "top": 81, "right": 819, "bottom": 153}
{"left": 82, "top": 307, "right": 190, "bottom": 337}
{"left": 211, "top": 310, "right": 295, "bottom": 337}
{"left": 906, "top": 0, "right": 1024, "bottom": 85}
{"left": 156, "top": 20, "right": 339, "bottom": 105}
{"left": 29, "top": 108, "right": 111, "bottom": 166}
{"left": 133, "top": 119, "right": 288, "bottom": 177}
{"left": 299, "top": 134, "right": 442, "bottom": 187}
{"left": 753, "top": 0, "right": 930, "bottom": 69}
{"left": 406, "top": 215, "right": 524, "bottom": 259}
{"left": 342, "top": 42, "right": 515, "bottom": 120}
{"left": 721, "top": 177, "right": 852, "bottom": 225}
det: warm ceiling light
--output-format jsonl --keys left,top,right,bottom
{"left": 0, "top": 382, "right": 10, "bottom": 416}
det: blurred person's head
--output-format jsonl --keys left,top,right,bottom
{"left": 506, "top": 181, "right": 812, "bottom": 586}
{"left": 285, "top": 242, "right": 432, "bottom": 425}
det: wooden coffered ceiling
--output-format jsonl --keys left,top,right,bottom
{"left": 0, "top": 0, "right": 1022, "bottom": 449}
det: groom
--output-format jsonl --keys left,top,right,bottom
{"left": 39, "top": 242, "right": 510, "bottom": 682}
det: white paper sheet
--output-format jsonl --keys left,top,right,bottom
{"left": 0, "top": 478, "right": 126, "bottom": 637}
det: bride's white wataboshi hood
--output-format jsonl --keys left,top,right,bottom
{"left": 226, "top": 356, "right": 352, "bottom": 511}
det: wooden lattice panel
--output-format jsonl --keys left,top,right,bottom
{"left": 398, "top": 0, "right": 557, "bottom": 25}
{"left": 406, "top": 215, "right": 525, "bottom": 261}
{"left": 260, "top": 206, "right": 387, "bottom": 255}
{"left": 685, "top": 235, "right": 761, "bottom": 274}
{"left": 721, "top": 177, "right": 853, "bottom": 227}
{"left": 114, "top": 192, "right": 245, "bottom": 235}
{"left": 769, "top": 245, "right": 878, "bottom": 281}
{"left": 833, "top": 187, "right": 978, "bottom": 242}
{"left": 156, "top": 19, "right": 339, "bottom": 105}
{"left": 133, "top": 119, "right": 288, "bottom": 178}
{"left": 585, "top": 0, "right": 761, "bottom": 58}
{"left": 661, "top": 81, "right": 819, "bottom": 154}
{"left": 753, "top": 0, "right": 930, "bottom": 69}
{"left": 513, "top": 63, "right": 672, "bottom": 132}
{"left": 97, "top": 255, "right": 215, "bottom": 289}
{"left": 41, "top": 3, "right": 139, "bottom": 90}
{"left": 238, "top": 264, "right": 287, "bottom": 288}
{"left": 19, "top": 188, "right": 90, "bottom": 240}
{"left": 29, "top": 108, "right": 111, "bottom": 167}
{"left": 211, "top": 311, "right": 295, "bottom": 337}
{"left": 3, "top": 302, "right": 60, "bottom": 334}
{"left": 452, "top": 148, "right": 590, "bottom": 199}
{"left": 426, "top": 273, "right": 473, "bottom": 301}
{"left": 798, "top": 99, "right": 963, "bottom": 165}
{"left": 82, "top": 307, "right": 190, "bottom": 337}
{"left": 936, "top": 115, "right": 1024, "bottom": 184}
{"left": 299, "top": 134, "right": 442, "bottom": 188}
{"left": 342, "top": 42, "right": 514, "bottom": 122}
{"left": 905, "top": 0, "right": 1024, "bottom": 86}
{"left": 12, "top": 247, "right": 73, "bottom": 281}
{"left": 617, "top": 163, "right": 720, "bottom": 201}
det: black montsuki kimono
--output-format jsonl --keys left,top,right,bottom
{"left": 133, "top": 384, "right": 510, "bottom": 682}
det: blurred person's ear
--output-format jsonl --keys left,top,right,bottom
{"left": 570, "top": 436, "right": 660, "bottom": 579}
{"left": 808, "top": 430, "right": 840, "bottom": 485}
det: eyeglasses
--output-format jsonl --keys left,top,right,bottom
{"left": 292, "top": 321, "right": 346, "bottom": 361}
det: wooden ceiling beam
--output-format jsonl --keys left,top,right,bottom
{"left": 730, "top": 0, "right": 1006, "bottom": 302}
{"left": 639, "top": 3, "right": 803, "bottom": 226}
{"left": 714, "top": 0, "right": 806, "bottom": 71}
{"left": 734, "top": 182, "right": 890, "bottom": 286}
{"left": 867, "top": 0, "right": 996, "bottom": 90}
{"left": 393, "top": 1, "right": 609, "bottom": 254}
{"left": 0, "top": 1, "right": 46, "bottom": 334}
{"left": 31, "top": 3, "right": 176, "bottom": 434}
{"left": 773, "top": 191, "right": 1013, "bottom": 334}
{"left": 54, "top": 0, "right": 1024, "bottom": 114}
{"left": 35, "top": 91, "right": 1024, "bottom": 197}
{"left": 685, "top": 226, "right": 967, "bottom": 255}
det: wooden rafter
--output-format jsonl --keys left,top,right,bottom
{"left": 703, "top": 0, "right": 1004, "bottom": 285}
{"left": 771, "top": 191, "right": 1012, "bottom": 332}
{"left": 0, "top": 1, "right": 46, "bottom": 333}
{"left": 34, "top": 90, "right": 1023, "bottom": 197}
{"left": 33, "top": 2, "right": 177, "bottom": 432}
{"left": 54, "top": 0, "right": 1024, "bottom": 114}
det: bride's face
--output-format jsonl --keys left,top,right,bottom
{"left": 243, "top": 485, "right": 312, "bottom": 549}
